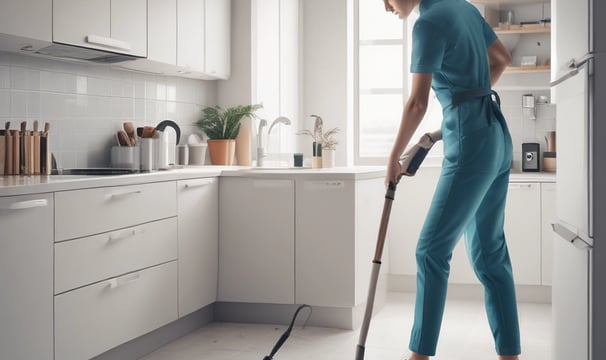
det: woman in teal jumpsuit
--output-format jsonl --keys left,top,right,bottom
{"left": 383, "top": 0, "right": 520, "bottom": 359}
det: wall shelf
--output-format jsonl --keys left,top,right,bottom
{"left": 495, "top": 24, "right": 551, "bottom": 35}
{"left": 505, "top": 65, "right": 551, "bottom": 74}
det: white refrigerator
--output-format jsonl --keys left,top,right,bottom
{"left": 551, "top": 0, "right": 606, "bottom": 359}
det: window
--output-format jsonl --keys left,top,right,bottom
{"left": 355, "top": 1, "right": 443, "bottom": 165}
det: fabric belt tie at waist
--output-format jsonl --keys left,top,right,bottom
{"left": 451, "top": 88, "right": 503, "bottom": 125}
{"left": 451, "top": 88, "right": 500, "bottom": 106}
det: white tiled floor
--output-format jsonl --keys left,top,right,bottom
{"left": 141, "top": 292, "right": 551, "bottom": 360}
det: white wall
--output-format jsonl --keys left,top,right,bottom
{"left": 0, "top": 52, "right": 217, "bottom": 169}
{"left": 301, "top": 0, "right": 353, "bottom": 166}
{"left": 218, "top": 0, "right": 300, "bottom": 166}
{"left": 217, "top": 0, "right": 253, "bottom": 108}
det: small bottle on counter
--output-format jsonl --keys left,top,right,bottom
{"left": 312, "top": 142, "right": 323, "bottom": 169}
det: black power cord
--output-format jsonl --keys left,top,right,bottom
{"left": 263, "top": 304, "right": 312, "bottom": 360}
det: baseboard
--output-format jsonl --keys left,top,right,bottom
{"left": 389, "top": 274, "right": 552, "bottom": 304}
{"left": 92, "top": 304, "right": 214, "bottom": 360}
{"left": 215, "top": 273, "right": 390, "bottom": 330}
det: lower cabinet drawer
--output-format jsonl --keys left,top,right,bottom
{"left": 54, "top": 261, "right": 178, "bottom": 360}
{"left": 55, "top": 217, "right": 178, "bottom": 294}
{"left": 55, "top": 181, "right": 177, "bottom": 241}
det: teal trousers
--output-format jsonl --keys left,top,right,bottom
{"left": 409, "top": 93, "right": 521, "bottom": 356}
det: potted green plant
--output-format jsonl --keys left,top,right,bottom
{"left": 196, "top": 104, "right": 262, "bottom": 165}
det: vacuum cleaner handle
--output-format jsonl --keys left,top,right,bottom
{"left": 356, "top": 129, "right": 442, "bottom": 360}
{"left": 399, "top": 129, "right": 442, "bottom": 177}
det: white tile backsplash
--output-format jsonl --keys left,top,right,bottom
{"left": 0, "top": 51, "right": 217, "bottom": 169}
{"left": 10, "top": 66, "right": 40, "bottom": 91}
{"left": 0, "top": 66, "right": 10, "bottom": 89}
{"left": 0, "top": 90, "right": 10, "bottom": 117}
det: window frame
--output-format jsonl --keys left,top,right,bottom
{"left": 353, "top": 1, "right": 443, "bottom": 166}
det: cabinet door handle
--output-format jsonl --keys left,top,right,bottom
{"left": 303, "top": 181, "right": 345, "bottom": 190}
{"left": 508, "top": 183, "right": 532, "bottom": 190}
{"left": 2, "top": 199, "right": 48, "bottom": 210}
{"left": 107, "top": 190, "right": 142, "bottom": 200}
{"left": 253, "top": 180, "right": 291, "bottom": 188}
{"left": 184, "top": 179, "right": 214, "bottom": 189}
{"left": 107, "top": 272, "right": 142, "bottom": 289}
{"left": 107, "top": 228, "right": 142, "bottom": 243}
{"left": 86, "top": 34, "right": 132, "bottom": 52}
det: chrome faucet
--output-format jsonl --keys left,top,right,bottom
{"left": 257, "top": 116, "right": 291, "bottom": 167}
{"left": 268, "top": 116, "right": 291, "bottom": 135}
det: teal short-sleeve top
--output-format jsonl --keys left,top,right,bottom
{"left": 411, "top": 0, "right": 497, "bottom": 107}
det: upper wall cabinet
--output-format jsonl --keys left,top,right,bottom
{"left": 53, "top": 0, "right": 147, "bottom": 57}
{"left": 177, "top": 0, "right": 231, "bottom": 79}
{"left": 205, "top": 0, "right": 231, "bottom": 79}
{"left": 0, "top": 0, "right": 52, "bottom": 41}
{"left": 0, "top": 0, "right": 230, "bottom": 80}
{"left": 177, "top": 0, "right": 206, "bottom": 72}
{"left": 148, "top": 0, "right": 177, "bottom": 66}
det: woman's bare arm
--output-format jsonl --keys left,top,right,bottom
{"left": 488, "top": 39, "right": 512, "bottom": 86}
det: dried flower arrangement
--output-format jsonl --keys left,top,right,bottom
{"left": 296, "top": 115, "right": 340, "bottom": 150}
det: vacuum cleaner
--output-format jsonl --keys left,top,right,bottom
{"left": 261, "top": 129, "right": 442, "bottom": 360}
{"left": 355, "top": 129, "right": 442, "bottom": 360}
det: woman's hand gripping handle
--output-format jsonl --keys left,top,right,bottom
{"left": 386, "top": 129, "right": 442, "bottom": 188}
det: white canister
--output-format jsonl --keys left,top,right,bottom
{"left": 157, "top": 131, "right": 170, "bottom": 170}
{"left": 188, "top": 143, "right": 207, "bottom": 165}
{"left": 140, "top": 138, "right": 154, "bottom": 171}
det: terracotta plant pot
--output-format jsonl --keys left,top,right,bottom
{"left": 207, "top": 139, "right": 236, "bottom": 165}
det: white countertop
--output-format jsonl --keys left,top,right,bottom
{"left": 509, "top": 171, "right": 556, "bottom": 182}
{"left": 0, "top": 166, "right": 386, "bottom": 196}
{"left": 0, "top": 165, "right": 555, "bottom": 197}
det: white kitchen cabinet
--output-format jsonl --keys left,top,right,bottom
{"left": 219, "top": 175, "right": 383, "bottom": 312}
{"left": 147, "top": 0, "right": 177, "bottom": 65}
{"left": 541, "top": 182, "right": 556, "bottom": 286}
{"left": 219, "top": 177, "right": 295, "bottom": 304}
{"left": 0, "top": 0, "right": 52, "bottom": 41}
{"left": 53, "top": 0, "right": 147, "bottom": 57}
{"left": 0, "top": 193, "right": 53, "bottom": 360}
{"left": 295, "top": 178, "right": 383, "bottom": 307}
{"left": 54, "top": 180, "right": 179, "bottom": 359}
{"left": 55, "top": 261, "right": 178, "bottom": 360}
{"left": 55, "top": 181, "right": 176, "bottom": 241}
{"left": 505, "top": 182, "right": 542, "bottom": 285}
{"left": 205, "top": 0, "right": 231, "bottom": 79}
{"left": 177, "top": 177, "right": 219, "bottom": 317}
{"left": 177, "top": 0, "right": 231, "bottom": 79}
{"left": 55, "top": 217, "right": 178, "bottom": 294}
{"left": 177, "top": 0, "right": 206, "bottom": 73}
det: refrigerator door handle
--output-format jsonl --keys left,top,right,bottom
{"left": 552, "top": 222, "right": 593, "bottom": 250}
{"left": 550, "top": 52, "right": 595, "bottom": 87}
